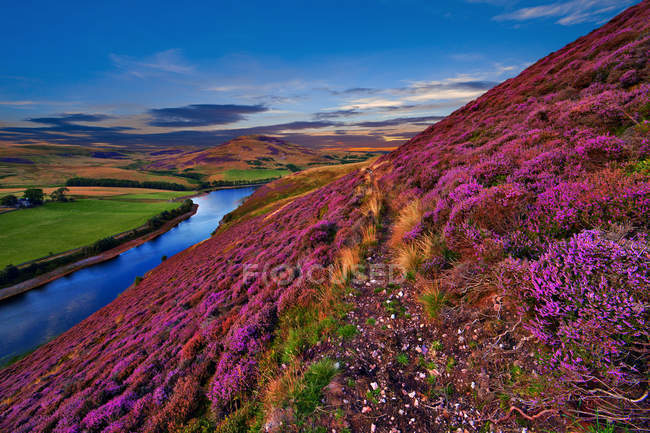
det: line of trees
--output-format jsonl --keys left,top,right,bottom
{"left": 66, "top": 177, "right": 190, "bottom": 191}
{"left": 210, "top": 177, "right": 281, "bottom": 187}
{"left": 0, "top": 199, "right": 195, "bottom": 288}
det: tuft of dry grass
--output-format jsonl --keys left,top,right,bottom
{"left": 390, "top": 199, "right": 422, "bottom": 247}
{"left": 362, "top": 190, "right": 384, "bottom": 224}
{"left": 394, "top": 231, "right": 437, "bottom": 273}
{"left": 361, "top": 224, "right": 377, "bottom": 246}
{"left": 394, "top": 242, "right": 422, "bottom": 273}
{"left": 261, "top": 363, "right": 302, "bottom": 414}
{"left": 329, "top": 247, "right": 359, "bottom": 285}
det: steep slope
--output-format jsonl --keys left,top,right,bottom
{"left": 1, "top": 3, "right": 649, "bottom": 433}
{"left": 146, "top": 135, "right": 333, "bottom": 181}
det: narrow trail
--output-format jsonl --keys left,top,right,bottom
{"left": 304, "top": 241, "right": 502, "bottom": 433}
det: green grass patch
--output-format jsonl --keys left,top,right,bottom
{"left": 292, "top": 358, "right": 338, "bottom": 419}
{"left": 0, "top": 198, "right": 178, "bottom": 267}
{"left": 223, "top": 169, "right": 290, "bottom": 181}
{"left": 418, "top": 288, "right": 448, "bottom": 320}
{"left": 274, "top": 305, "right": 339, "bottom": 365}
{"left": 384, "top": 299, "right": 406, "bottom": 317}
{"left": 631, "top": 158, "right": 650, "bottom": 175}
{"left": 396, "top": 353, "right": 409, "bottom": 366}
{"left": 446, "top": 356, "right": 456, "bottom": 373}
{"left": 336, "top": 324, "right": 358, "bottom": 339}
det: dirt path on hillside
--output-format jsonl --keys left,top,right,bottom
{"left": 298, "top": 242, "right": 562, "bottom": 433}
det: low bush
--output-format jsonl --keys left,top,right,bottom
{"left": 516, "top": 230, "right": 649, "bottom": 422}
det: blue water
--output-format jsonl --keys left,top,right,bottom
{"left": 0, "top": 187, "right": 255, "bottom": 364}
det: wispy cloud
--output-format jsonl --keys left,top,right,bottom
{"left": 351, "top": 115, "right": 445, "bottom": 128}
{"left": 0, "top": 100, "right": 80, "bottom": 108}
{"left": 493, "top": 0, "right": 634, "bottom": 25}
{"left": 110, "top": 49, "right": 194, "bottom": 78}
{"left": 333, "top": 78, "right": 498, "bottom": 111}
{"left": 0, "top": 100, "right": 37, "bottom": 106}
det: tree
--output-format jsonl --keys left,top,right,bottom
{"left": 50, "top": 187, "right": 69, "bottom": 202}
{"left": 23, "top": 188, "right": 44, "bottom": 205}
{"left": 1, "top": 194, "right": 17, "bottom": 206}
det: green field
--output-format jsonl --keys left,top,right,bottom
{"left": 223, "top": 168, "right": 290, "bottom": 181}
{"left": 112, "top": 191, "right": 192, "bottom": 200}
{"left": 0, "top": 198, "right": 180, "bottom": 267}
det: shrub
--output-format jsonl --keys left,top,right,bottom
{"left": 518, "top": 230, "right": 649, "bottom": 421}
{"left": 308, "top": 219, "right": 337, "bottom": 245}
{"left": 619, "top": 69, "right": 638, "bottom": 87}
{"left": 208, "top": 354, "right": 258, "bottom": 409}
{"left": 1, "top": 194, "right": 17, "bottom": 206}
{"left": 575, "top": 134, "right": 626, "bottom": 161}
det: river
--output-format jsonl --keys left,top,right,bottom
{"left": 0, "top": 187, "right": 256, "bottom": 365}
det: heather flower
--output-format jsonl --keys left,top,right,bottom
{"left": 403, "top": 223, "right": 423, "bottom": 242}
{"left": 207, "top": 354, "right": 258, "bottom": 407}
{"left": 619, "top": 69, "right": 639, "bottom": 87}
{"left": 521, "top": 230, "right": 649, "bottom": 389}
{"left": 575, "top": 134, "right": 626, "bottom": 161}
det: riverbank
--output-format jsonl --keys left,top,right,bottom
{"left": 0, "top": 204, "right": 198, "bottom": 302}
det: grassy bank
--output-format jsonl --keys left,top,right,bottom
{"left": 0, "top": 195, "right": 182, "bottom": 267}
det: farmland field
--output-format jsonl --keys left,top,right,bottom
{"left": 0, "top": 186, "right": 193, "bottom": 198}
{"left": 0, "top": 196, "right": 183, "bottom": 267}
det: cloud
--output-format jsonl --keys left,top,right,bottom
{"left": 493, "top": 0, "right": 634, "bottom": 25}
{"left": 0, "top": 114, "right": 341, "bottom": 149}
{"left": 110, "top": 49, "right": 194, "bottom": 78}
{"left": 335, "top": 79, "right": 497, "bottom": 111}
{"left": 313, "top": 109, "right": 363, "bottom": 119}
{"left": 321, "top": 87, "right": 381, "bottom": 96}
{"left": 339, "top": 98, "right": 405, "bottom": 111}
{"left": 351, "top": 115, "right": 445, "bottom": 128}
{"left": 28, "top": 113, "right": 113, "bottom": 126}
{"left": 147, "top": 104, "right": 268, "bottom": 127}
{"left": 449, "top": 52, "right": 485, "bottom": 62}
{"left": 0, "top": 100, "right": 36, "bottom": 106}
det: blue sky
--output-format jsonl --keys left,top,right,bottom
{"left": 0, "top": 0, "right": 636, "bottom": 149}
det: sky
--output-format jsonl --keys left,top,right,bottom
{"left": 0, "top": 0, "right": 637, "bottom": 150}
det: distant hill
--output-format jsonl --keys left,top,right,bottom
{"left": 0, "top": 136, "right": 378, "bottom": 187}
{"left": 146, "top": 134, "right": 374, "bottom": 181}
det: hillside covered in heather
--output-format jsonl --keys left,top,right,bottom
{"left": 1, "top": 3, "right": 649, "bottom": 433}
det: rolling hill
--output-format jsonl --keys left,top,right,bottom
{"left": 0, "top": 136, "right": 378, "bottom": 187}
{"left": 144, "top": 135, "right": 376, "bottom": 182}
{"left": 0, "top": 3, "right": 648, "bottom": 433}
